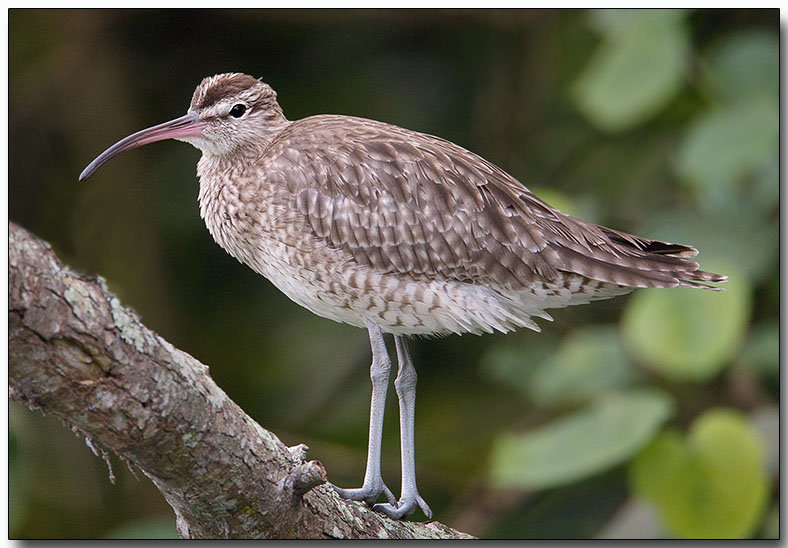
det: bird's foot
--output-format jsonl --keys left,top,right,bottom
{"left": 333, "top": 479, "right": 397, "bottom": 507}
{"left": 373, "top": 493, "right": 433, "bottom": 520}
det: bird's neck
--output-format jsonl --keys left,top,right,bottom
{"left": 243, "top": 104, "right": 290, "bottom": 151}
{"left": 196, "top": 154, "right": 250, "bottom": 262}
{"left": 260, "top": 103, "right": 290, "bottom": 135}
{"left": 194, "top": 113, "right": 290, "bottom": 269}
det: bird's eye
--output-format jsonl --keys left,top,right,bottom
{"left": 230, "top": 104, "right": 247, "bottom": 118}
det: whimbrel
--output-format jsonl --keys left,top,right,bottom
{"left": 80, "top": 73, "right": 725, "bottom": 520}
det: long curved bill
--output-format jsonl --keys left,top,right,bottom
{"left": 79, "top": 112, "right": 206, "bottom": 181}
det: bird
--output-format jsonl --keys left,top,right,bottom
{"left": 80, "top": 72, "right": 726, "bottom": 520}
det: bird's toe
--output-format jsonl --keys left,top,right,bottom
{"left": 372, "top": 501, "right": 410, "bottom": 519}
{"left": 373, "top": 494, "right": 432, "bottom": 520}
{"left": 416, "top": 494, "right": 433, "bottom": 520}
{"left": 332, "top": 481, "right": 396, "bottom": 506}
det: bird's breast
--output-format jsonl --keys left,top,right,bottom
{"left": 196, "top": 163, "right": 365, "bottom": 325}
{"left": 198, "top": 164, "right": 292, "bottom": 276}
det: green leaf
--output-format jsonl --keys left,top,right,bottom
{"left": 630, "top": 409, "right": 769, "bottom": 538}
{"left": 703, "top": 30, "right": 778, "bottom": 103}
{"left": 490, "top": 390, "right": 673, "bottom": 490}
{"left": 588, "top": 8, "right": 687, "bottom": 35}
{"left": 574, "top": 10, "right": 689, "bottom": 131}
{"left": 529, "top": 325, "right": 636, "bottom": 406}
{"left": 676, "top": 98, "right": 778, "bottom": 189}
{"left": 620, "top": 261, "right": 751, "bottom": 382}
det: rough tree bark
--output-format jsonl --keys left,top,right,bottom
{"left": 8, "top": 222, "right": 472, "bottom": 539}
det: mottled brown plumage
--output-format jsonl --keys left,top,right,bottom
{"left": 80, "top": 72, "right": 725, "bottom": 519}
{"left": 272, "top": 114, "right": 720, "bottom": 291}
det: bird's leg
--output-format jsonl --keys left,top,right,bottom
{"left": 333, "top": 321, "right": 396, "bottom": 506}
{"left": 373, "top": 336, "right": 433, "bottom": 520}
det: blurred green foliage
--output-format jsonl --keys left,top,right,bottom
{"left": 630, "top": 409, "right": 769, "bottom": 538}
{"left": 9, "top": 8, "right": 778, "bottom": 539}
{"left": 491, "top": 390, "right": 673, "bottom": 490}
{"left": 622, "top": 262, "right": 751, "bottom": 381}
{"left": 573, "top": 10, "right": 689, "bottom": 131}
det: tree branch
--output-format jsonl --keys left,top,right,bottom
{"left": 8, "top": 222, "right": 472, "bottom": 539}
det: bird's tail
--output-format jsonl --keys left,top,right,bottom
{"left": 598, "top": 227, "right": 727, "bottom": 290}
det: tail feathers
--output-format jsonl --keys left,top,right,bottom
{"left": 602, "top": 228, "right": 699, "bottom": 258}
{"left": 555, "top": 245, "right": 726, "bottom": 291}
{"left": 581, "top": 226, "right": 728, "bottom": 290}
{"left": 678, "top": 268, "right": 728, "bottom": 290}
{"left": 547, "top": 223, "right": 712, "bottom": 280}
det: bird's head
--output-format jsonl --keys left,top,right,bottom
{"left": 79, "top": 73, "right": 288, "bottom": 181}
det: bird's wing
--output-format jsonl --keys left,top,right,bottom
{"left": 266, "top": 115, "right": 723, "bottom": 290}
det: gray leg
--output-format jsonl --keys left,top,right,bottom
{"left": 373, "top": 336, "right": 432, "bottom": 519}
{"left": 333, "top": 321, "right": 396, "bottom": 506}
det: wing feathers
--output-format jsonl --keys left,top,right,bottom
{"left": 273, "top": 115, "right": 725, "bottom": 294}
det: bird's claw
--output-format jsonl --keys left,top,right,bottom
{"left": 373, "top": 494, "right": 432, "bottom": 520}
{"left": 333, "top": 481, "right": 397, "bottom": 507}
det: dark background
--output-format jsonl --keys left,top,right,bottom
{"left": 9, "top": 9, "right": 778, "bottom": 539}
